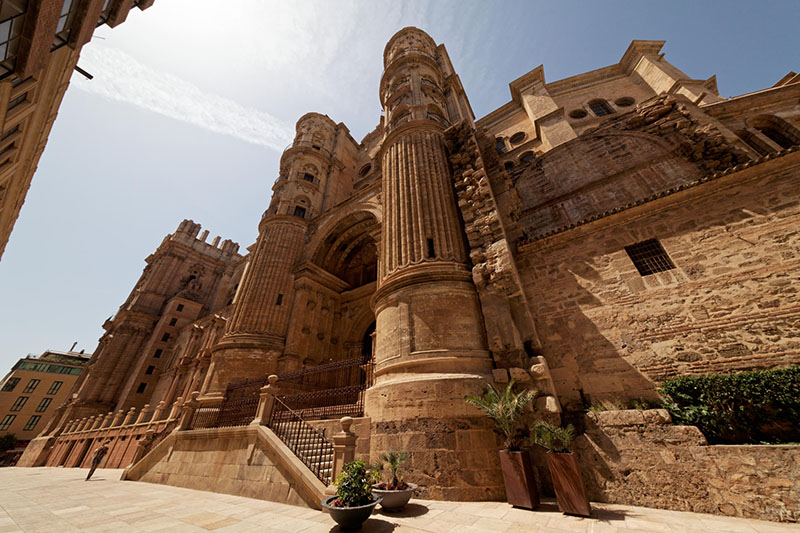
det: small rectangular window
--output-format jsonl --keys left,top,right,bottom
{"left": 136, "top": 383, "right": 147, "bottom": 394}
{"left": 23, "top": 415, "right": 41, "bottom": 431}
{"left": 0, "top": 415, "right": 16, "bottom": 431}
{"left": 0, "top": 125, "right": 19, "bottom": 141}
{"left": 161, "top": 333, "right": 170, "bottom": 342}
{"left": 625, "top": 239, "right": 676, "bottom": 276}
{"left": 169, "top": 318, "right": 177, "bottom": 326}
{"left": 145, "top": 365, "right": 155, "bottom": 375}
{"left": 589, "top": 99, "right": 615, "bottom": 117}
{"left": 302, "top": 173, "right": 315, "bottom": 182}
{"left": 23, "top": 379, "right": 40, "bottom": 393}
{"left": 7, "top": 92, "right": 26, "bottom": 111}
{"left": 293, "top": 206, "right": 307, "bottom": 218}
{"left": 35, "top": 398, "right": 52, "bottom": 412}
{"left": 153, "top": 349, "right": 163, "bottom": 358}
{"left": 176, "top": 304, "right": 184, "bottom": 312}
{"left": 10, "top": 396, "right": 28, "bottom": 411}
{"left": 426, "top": 238, "right": 436, "bottom": 259}
{"left": 1, "top": 377, "right": 20, "bottom": 392}
{"left": 275, "top": 293, "right": 283, "bottom": 305}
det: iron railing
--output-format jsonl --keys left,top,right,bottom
{"left": 216, "top": 377, "right": 265, "bottom": 427}
{"left": 268, "top": 395, "right": 334, "bottom": 485}
{"left": 141, "top": 419, "right": 177, "bottom": 457}
{"left": 276, "top": 356, "right": 374, "bottom": 393}
{"left": 187, "top": 356, "right": 375, "bottom": 430}
{"left": 279, "top": 384, "right": 367, "bottom": 420}
{"left": 190, "top": 406, "right": 222, "bottom": 429}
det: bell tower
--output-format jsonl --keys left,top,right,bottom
{"left": 206, "top": 114, "right": 338, "bottom": 395}
{"left": 365, "top": 28, "right": 502, "bottom": 499}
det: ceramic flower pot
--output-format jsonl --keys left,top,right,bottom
{"left": 498, "top": 449, "right": 540, "bottom": 509}
{"left": 321, "top": 495, "right": 382, "bottom": 531}
{"left": 546, "top": 451, "right": 591, "bottom": 517}
{"left": 371, "top": 482, "right": 417, "bottom": 511}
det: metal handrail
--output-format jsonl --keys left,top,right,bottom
{"left": 268, "top": 395, "right": 334, "bottom": 484}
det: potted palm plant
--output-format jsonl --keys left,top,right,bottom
{"left": 466, "top": 380, "right": 539, "bottom": 509}
{"left": 321, "top": 460, "right": 382, "bottom": 530}
{"left": 531, "top": 421, "right": 591, "bottom": 517}
{"left": 371, "top": 450, "right": 417, "bottom": 511}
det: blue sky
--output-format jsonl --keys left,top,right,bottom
{"left": 0, "top": 0, "right": 798, "bottom": 371}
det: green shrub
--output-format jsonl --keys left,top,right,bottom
{"left": 659, "top": 367, "right": 800, "bottom": 444}
{"left": 333, "top": 460, "right": 377, "bottom": 507}
{"left": 530, "top": 421, "right": 576, "bottom": 452}
{"left": 465, "top": 380, "right": 537, "bottom": 451}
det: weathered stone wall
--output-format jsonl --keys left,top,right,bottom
{"left": 308, "top": 417, "right": 371, "bottom": 463}
{"left": 514, "top": 153, "right": 800, "bottom": 407}
{"left": 566, "top": 409, "right": 800, "bottom": 522}
{"left": 130, "top": 426, "right": 323, "bottom": 508}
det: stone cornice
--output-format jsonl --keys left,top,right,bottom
{"left": 518, "top": 147, "right": 800, "bottom": 250}
{"left": 372, "top": 262, "right": 473, "bottom": 309}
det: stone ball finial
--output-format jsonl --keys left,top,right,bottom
{"left": 340, "top": 416, "right": 354, "bottom": 434}
{"left": 268, "top": 375, "right": 279, "bottom": 386}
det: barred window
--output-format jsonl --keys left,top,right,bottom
{"left": 589, "top": 99, "right": 615, "bottom": 117}
{"left": 625, "top": 239, "right": 676, "bottom": 276}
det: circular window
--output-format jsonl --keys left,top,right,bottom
{"left": 615, "top": 97, "right": 635, "bottom": 107}
{"left": 569, "top": 109, "right": 588, "bottom": 119}
{"left": 519, "top": 151, "right": 536, "bottom": 164}
{"left": 503, "top": 161, "right": 514, "bottom": 171}
{"left": 509, "top": 131, "right": 526, "bottom": 144}
{"left": 359, "top": 164, "right": 371, "bottom": 178}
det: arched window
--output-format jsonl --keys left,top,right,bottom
{"left": 495, "top": 138, "right": 507, "bottom": 155}
{"left": 509, "top": 131, "right": 526, "bottom": 144}
{"left": 588, "top": 99, "right": 615, "bottom": 117}
{"left": 519, "top": 151, "right": 536, "bottom": 164}
{"left": 749, "top": 115, "right": 800, "bottom": 150}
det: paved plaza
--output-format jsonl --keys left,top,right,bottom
{"left": 0, "top": 467, "right": 796, "bottom": 533}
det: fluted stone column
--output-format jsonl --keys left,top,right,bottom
{"left": 206, "top": 216, "right": 307, "bottom": 395}
{"left": 364, "top": 27, "right": 501, "bottom": 500}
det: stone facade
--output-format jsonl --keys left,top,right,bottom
{"left": 20, "top": 28, "right": 800, "bottom": 518}
{"left": 567, "top": 409, "right": 800, "bottom": 522}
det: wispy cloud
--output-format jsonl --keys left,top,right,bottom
{"left": 73, "top": 45, "right": 295, "bottom": 151}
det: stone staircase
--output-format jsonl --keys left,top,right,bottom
{"left": 274, "top": 426, "right": 334, "bottom": 484}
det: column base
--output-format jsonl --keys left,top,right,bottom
{"left": 364, "top": 373, "right": 505, "bottom": 500}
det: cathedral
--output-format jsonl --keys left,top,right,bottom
{"left": 20, "top": 27, "right": 800, "bottom": 516}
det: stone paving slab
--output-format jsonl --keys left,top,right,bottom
{"left": 0, "top": 467, "right": 797, "bottom": 532}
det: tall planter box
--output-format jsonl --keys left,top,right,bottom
{"left": 499, "top": 450, "right": 540, "bottom": 509}
{"left": 546, "top": 451, "right": 591, "bottom": 517}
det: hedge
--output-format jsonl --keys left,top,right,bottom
{"left": 659, "top": 366, "right": 800, "bottom": 445}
